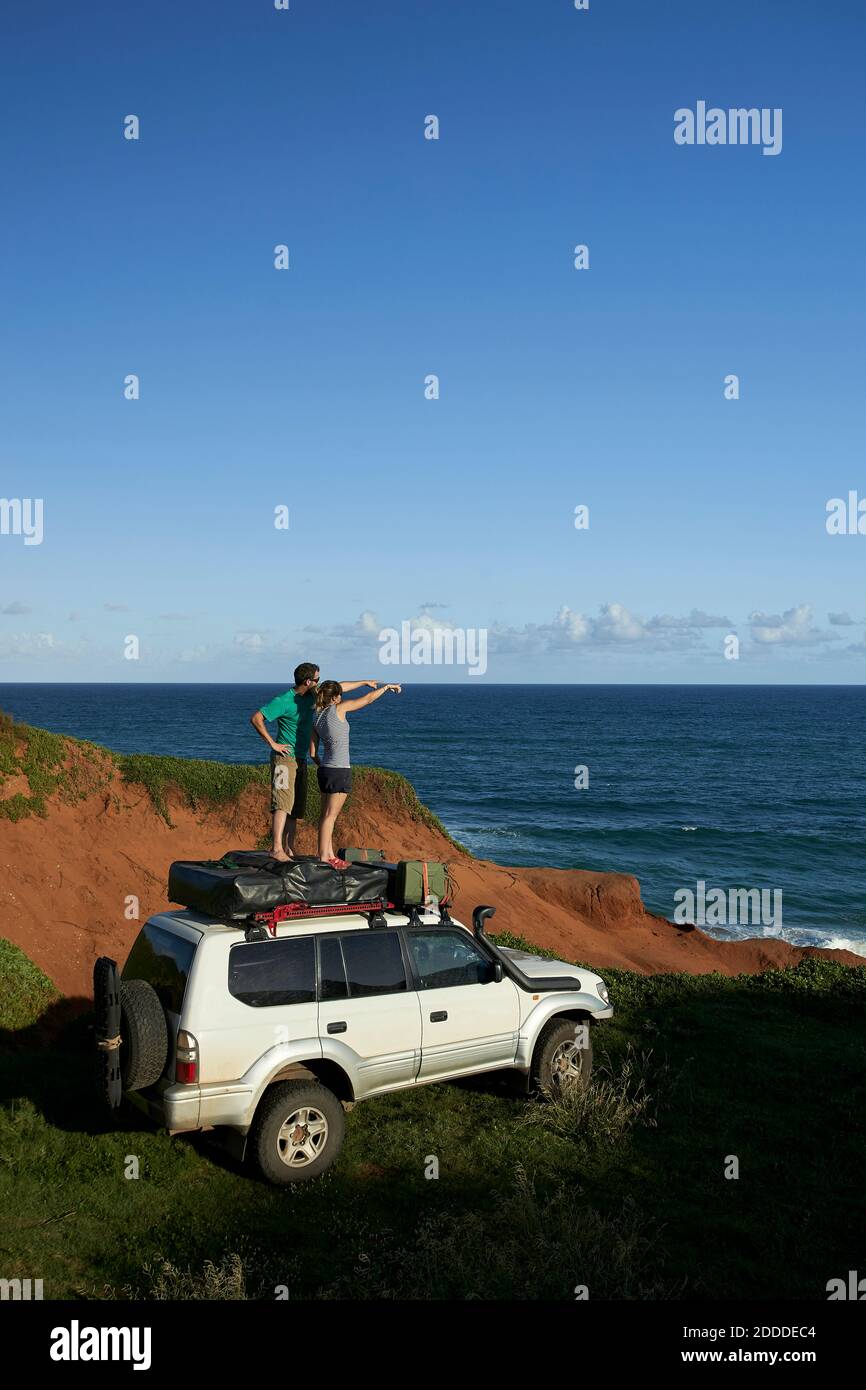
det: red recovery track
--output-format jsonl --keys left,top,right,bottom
{"left": 251, "top": 899, "right": 393, "bottom": 937}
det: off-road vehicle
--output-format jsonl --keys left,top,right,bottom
{"left": 95, "top": 900, "right": 612, "bottom": 1184}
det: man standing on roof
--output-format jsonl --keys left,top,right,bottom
{"left": 250, "top": 664, "right": 378, "bottom": 862}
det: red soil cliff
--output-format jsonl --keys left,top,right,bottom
{"left": 0, "top": 738, "right": 861, "bottom": 1000}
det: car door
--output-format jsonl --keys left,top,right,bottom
{"left": 404, "top": 929, "right": 520, "bottom": 1081}
{"left": 317, "top": 930, "right": 423, "bottom": 1095}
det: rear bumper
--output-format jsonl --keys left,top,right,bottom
{"left": 126, "top": 1081, "right": 254, "bottom": 1134}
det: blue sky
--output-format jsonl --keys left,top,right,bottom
{"left": 1, "top": 0, "right": 864, "bottom": 682}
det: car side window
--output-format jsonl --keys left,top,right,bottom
{"left": 340, "top": 932, "right": 407, "bottom": 998}
{"left": 406, "top": 930, "right": 495, "bottom": 989}
{"left": 228, "top": 937, "right": 316, "bottom": 1007}
{"left": 318, "top": 934, "right": 349, "bottom": 1001}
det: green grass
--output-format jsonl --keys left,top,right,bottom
{"left": 0, "top": 711, "right": 109, "bottom": 821}
{"left": 116, "top": 753, "right": 270, "bottom": 826}
{"left": 0, "top": 945, "right": 863, "bottom": 1300}
{"left": 0, "top": 938, "right": 60, "bottom": 1032}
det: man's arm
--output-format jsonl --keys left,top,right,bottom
{"left": 337, "top": 679, "right": 378, "bottom": 694}
{"left": 250, "top": 710, "right": 290, "bottom": 754}
{"left": 309, "top": 729, "right": 321, "bottom": 765}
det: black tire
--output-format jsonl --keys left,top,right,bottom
{"left": 249, "top": 1081, "right": 345, "bottom": 1185}
{"left": 119, "top": 980, "right": 169, "bottom": 1091}
{"left": 93, "top": 957, "right": 120, "bottom": 1037}
{"left": 530, "top": 1016, "right": 593, "bottom": 1096}
{"left": 93, "top": 957, "right": 123, "bottom": 1109}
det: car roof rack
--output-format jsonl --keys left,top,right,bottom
{"left": 241, "top": 896, "right": 455, "bottom": 941}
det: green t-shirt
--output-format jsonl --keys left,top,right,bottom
{"left": 259, "top": 688, "right": 317, "bottom": 760}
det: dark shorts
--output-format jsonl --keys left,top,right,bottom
{"left": 317, "top": 766, "right": 352, "bottom": 795}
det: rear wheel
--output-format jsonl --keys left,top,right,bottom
{"left": 530, "top": 1016, "right": 593, "bottom": 1096}
{"left": 249, "top": 1081, "right": 345, "bottom": 1185}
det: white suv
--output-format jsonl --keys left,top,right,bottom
{"left": 97, "top": 903, "right": 612, "bottom": 1184}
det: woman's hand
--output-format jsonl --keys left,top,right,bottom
{"left": 386, "top": 684, "right": 402, "bottom": 694}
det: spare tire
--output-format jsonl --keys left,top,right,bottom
{"left": 119, "top": 980, "right": 169, "bottom": 1091}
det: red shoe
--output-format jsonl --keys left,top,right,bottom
{"left": 327, "top": 857, "right": 350, "bottom": 869}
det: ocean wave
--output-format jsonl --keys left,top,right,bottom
{"left": 697, "top": 922, "right": 866, "bottom": 958}
{"left": 460, "top": 825, "right": 522, "bottom": 839}
{"left": 813, "top": 936, "right": 866, "bottom": 958}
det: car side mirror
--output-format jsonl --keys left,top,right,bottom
{"left": 491, "top": 960, "right": 503, "bottom": 983}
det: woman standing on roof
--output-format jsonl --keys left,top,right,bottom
{"left": 311, "top": 680, "right": 402, "bottom": 867}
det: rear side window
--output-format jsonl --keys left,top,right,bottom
{"left": 340, "top": 932, "right": 407, "bottom": 998}
{"left": 123, "top": 923, "right": 198, "bottom": 1015}
{"left": 229, "top": 937, "right": 316, "bottom": 1008}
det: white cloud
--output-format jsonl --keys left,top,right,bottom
{"left": 1, "top": 601, "right": 32, "bottom": 615}
{"left": 140, "top": 602, "right": 847, "bottom": 677}
{"left": 555, "top": 606, "right": 591, "bottom": 642}
{"left": 174, "top": 645, "right": 210, "bottom": 664}
{"left": 829, "top": 611, "right": 855, "bottom": 626}
{"left": 647, "top": 608, "right": 733, "bottom": 631}
{"left": 0, "top": 631, "right": 88, "bottom": 662}
{"left": 749, "top": 604, "right": 836, "bottom": 647}
{"left": 546, "top": 602, "right": 721, "bottom": 650}
{"left": 234, "top": 631, "right": 268, "bottom": 651}
{"left": 594, "top": 602, "right": 647, "bottom": 643}
{"left": 313, "top": 602, "right": 754, "bottom": 662}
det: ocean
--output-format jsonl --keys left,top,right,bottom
{"left": 2, "top": 683, "right": 865, "bottom": 958}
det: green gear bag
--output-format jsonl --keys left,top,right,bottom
{"left": 394, "top": 860, "right": 448, "bottom": 906}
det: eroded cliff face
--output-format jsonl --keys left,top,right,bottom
{"left": 0, "top": 735, "right": 860, "bottom": 1001}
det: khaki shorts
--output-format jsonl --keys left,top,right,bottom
{"left": 270, "top": 753, "right": 308, "bottom": 818}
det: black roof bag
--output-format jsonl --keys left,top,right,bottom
{"left": 168, "top": 850, "right": 389, "bottom": 922}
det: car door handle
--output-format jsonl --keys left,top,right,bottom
{"left": 327, "top": 1021, "right": 347, "bottom": 1034}
{"left": 430, "top": 1011, "right": 448, "bottom": 1022}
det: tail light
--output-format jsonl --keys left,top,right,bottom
{"left": 175, "top": 1030, "right": 199, "bottom": 1085}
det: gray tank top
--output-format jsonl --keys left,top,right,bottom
{"left": 314, "top": 703, "right": 351, "bottom": 768}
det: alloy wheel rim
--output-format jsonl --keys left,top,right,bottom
{"left": 276, "top": 1106, "right": 329, "bottom": 1166}
{"left": 550, "top": 1040, "right": 584, "bottom": 1088}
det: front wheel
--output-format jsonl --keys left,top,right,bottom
{"left": 249, "top": 1081, "right": 346, "bottom": 1185}
{"left": 530, "top": 1016, "right": 593, "bottom": 1096}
